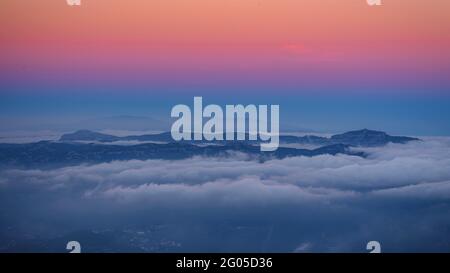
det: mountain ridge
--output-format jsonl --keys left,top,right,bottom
{"left": 60, "top": 128, "right": 420, "bottom": 147}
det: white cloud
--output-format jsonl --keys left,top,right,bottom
{"left": 3, "top": 138, "right": 450, "bottom": 198}
{"left": 100, "top": 177, "right": 356, "bottom": 206}
{"left": 371, "top": 180, "right": 450, "bottom": 200}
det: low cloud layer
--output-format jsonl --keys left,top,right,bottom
{"left": 1, "top": 138, "right": 450, "bottom": 252}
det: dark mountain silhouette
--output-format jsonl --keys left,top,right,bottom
{"left": 59, "top": 130, "right": 121, "bottom": 142}
{"left": 0, "top": 129, "right": 420, "bottom": 168}
{"left": 329, "top": 129, "right": 419, "bottom": 146}
{"left": 60, "top": 129, "right": 419, "bottom": 147}
{"left": 0, "top": 141, "right": 365, "bottom": 169}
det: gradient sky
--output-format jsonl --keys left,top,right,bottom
{"left": 1, "top": 0, "right": 450, "bottom": 134}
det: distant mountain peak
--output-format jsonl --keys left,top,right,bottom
{"left": 330, "top": 129, "right": 418, "bottom": 146}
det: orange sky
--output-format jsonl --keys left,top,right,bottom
{"left": 1, "top": 0, "right": 449, "bottom": 48}
{"left": 1, "top": 0, "right": 450, "bottom": 93}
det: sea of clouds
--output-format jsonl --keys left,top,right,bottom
{"left": 1, "top": 138, "right": 450, "bottom": 252}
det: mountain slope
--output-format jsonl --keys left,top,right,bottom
{"left": 0, "top": 141, "right": 365, "bottom": 169}
{"left": 329, "top": 129, "right": 419, "bottom": 146}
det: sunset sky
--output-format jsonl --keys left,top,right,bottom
{"left": 1, "top": 0, "right": 450, "bottom": 134}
